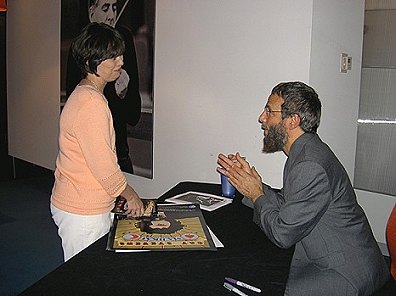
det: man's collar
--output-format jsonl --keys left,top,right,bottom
{"left": 287, "top": 132, "right": 316, "bottom": 158}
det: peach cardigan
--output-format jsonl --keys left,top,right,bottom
{"left": 51, "top": 85, "right": 127, "bottom": 215}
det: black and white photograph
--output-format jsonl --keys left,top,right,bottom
{"left": 166, "top": 191, "right": 233, "bottom": 212}
{"left": 61, "top": 0, "right": 155, "bottom": 178}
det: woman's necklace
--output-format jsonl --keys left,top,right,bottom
{"left": 86, "top": 78, "right": 101, "bottom": 93}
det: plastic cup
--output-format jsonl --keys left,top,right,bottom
{"left": 220, "top": 174, "right": 236, "bottom": 198}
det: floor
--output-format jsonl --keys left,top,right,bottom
{"left": 0, "top": 175, "right": 63, "bottom": 296}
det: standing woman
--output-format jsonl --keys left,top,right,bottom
{"left": 66, "top": 0, "right": 142, "bottom": 174}
{"left": 51, "top": 22, "right": 144, "bottom": 261}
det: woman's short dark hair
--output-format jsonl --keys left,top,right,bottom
{"left": 71, "top": 22, "right": 125, "bottom": 78}
{"left": 271, "top": 81, "right": 321, "bottom": 133}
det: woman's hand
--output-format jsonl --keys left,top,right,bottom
{"left": 120, "top": 185, "right": 144, "bottom": 217}
{"left": 124, "top": 194, "right": 144, "bottom": 217}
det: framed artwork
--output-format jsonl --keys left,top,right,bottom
{"left": 61, "top": 0, "right": 155, "bottom": 178}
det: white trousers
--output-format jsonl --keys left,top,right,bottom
{"left": 50, "top": 204, "right": 113, "bottom": 262}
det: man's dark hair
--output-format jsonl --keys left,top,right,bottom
{"left": 271, "top": 81, "right": 321, "bottom": 133}
{"left": 71, "top": 22, "right": 125, "bottom": 78}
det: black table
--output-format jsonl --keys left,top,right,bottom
{"left": 20, "top": 181, "right": 294, "bottom": 296}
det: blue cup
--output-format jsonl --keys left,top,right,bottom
{"left": 220, "top": 174, "right": 236, "bottom": 198}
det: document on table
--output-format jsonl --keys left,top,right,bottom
{"left": 166, "top": 191, "right": 233, "bottom": 211}
{"left": 208, "top": 226, "right": 224, "bottom": 248}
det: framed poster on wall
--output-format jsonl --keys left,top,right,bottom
{"left": 61, "top": 0, "right": 155, "bottom": 179}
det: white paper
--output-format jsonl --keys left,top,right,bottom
{"left": 166, "top": 191, "right": 233, "bottom": 211}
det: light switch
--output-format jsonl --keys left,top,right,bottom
{"left": 340, "top": 53, "right": 352, "bottom": 73}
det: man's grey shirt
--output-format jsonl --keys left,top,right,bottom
{"left": 244, "top": 133, "right": 389, "bottom": 295}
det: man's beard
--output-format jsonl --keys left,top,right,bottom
{"left": 262, "top": 122, "right": 287, "bottom": 153}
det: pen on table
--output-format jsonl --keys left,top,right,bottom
{"left": 223, "top": 282, "right": 248, "bottom": 296}
{"left": 225, "top": 277, "right": 261, "bottom": 293}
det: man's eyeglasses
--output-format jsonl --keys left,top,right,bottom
{"left": 264, "top": 106, "right": 282, "bottom": 116}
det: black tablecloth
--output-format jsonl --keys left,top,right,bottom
{"left": 20, "top": 181, "right": 293, "bottom": 296}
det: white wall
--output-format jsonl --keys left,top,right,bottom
{"left": 7, "top": 0, "right": 60, "bottom": 169}
{"left": 310, "top": 0, "right": 364, "bottom": 177}
{"left": 8, "top": 0, "right": 395, "bottom": 247}
{"left": 147, "top": 0, "right": 314, "bottom": 193}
